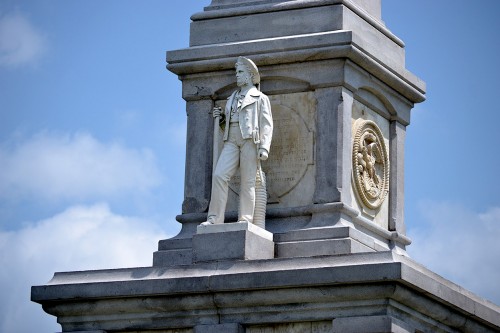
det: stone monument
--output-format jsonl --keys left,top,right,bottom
{"left": 32, "top": 1, "right": 500, "bottom": 332}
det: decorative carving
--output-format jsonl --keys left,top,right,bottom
{"left": 352, "top": 119, "right": 389, "bottom": 210}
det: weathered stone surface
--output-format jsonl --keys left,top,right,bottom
{"left": 389, "top": 120, "right": 406, "bottom": 232}
{"left": 247, "top": 321, "right": 332, "bottom": 333}
{"left": 194, "top": 323, "right": 243, "bottom": 333}
{"left": 190, "top": 5, "right": 343, "bottom": 47}
{"left": 197, "top": 221, "right": 273, "bottom": 240}
{"left": 183, "top": 99, "right": 214, "bottom": 214}
{"left": 277, "top": 238, "right": 374, "bottom": 258}
{"left": 332, "top": 315, "right": 413, "bottom": 333}
{"left": 274, "top": 225, "right": 389, "bottom": 258}
{"left": 193, "top": 222, "right": 274, "bottom": 262}
{"left": 32, "top": 252, "right": 500, "bottom": 332}
{"left": 153, "top": 230, "right": 194, "bottom": 266}
{"left": 153, "top": 248, "right": 192, "bottom": 267}
{"left": 191, "top": 1, "right": 399, "bottom": 70}
{"left": 204, "top": 0, "right": 382, "bottom": 23}
{"left": 312, "top": 87, "right": 352, "bottom": 205}
{"left": 263, "top": 92, "right": 316, "bottom": 205}
{"left": 168, "top": 30, "right": 424, "bottom": 103}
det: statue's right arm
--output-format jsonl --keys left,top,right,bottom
{"left": 213, "top": 106, "right": 222, "bottom": 118}
{"left": 213, "top": 106, "right": 225, "bottom": 130}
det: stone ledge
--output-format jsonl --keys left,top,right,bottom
{"left": 194, "top": 323, "right": 243, "bottom": 333}
{"left": 31, "top": 251, "right": 500, "bottom": 330}
{"left": 167, "top": 31, "right": 424, "bottom": 103}
{"left": 31, "top": 253, "right": 500, "bottom": 332}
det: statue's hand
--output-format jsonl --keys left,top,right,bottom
{"left": 258, "top": 148, "right": 269, "bottom": 160}
{"left": 212, "top": 107, "right": 222, "bottom": 118}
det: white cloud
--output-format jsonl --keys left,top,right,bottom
{"left": 0, "top": 131, "right": 163, "bottom": 201}
{"left": 408, "top": 202, "right": 500, "bottom": 305}
{"left": 0, "top": 11, "right": 47, "bottom": 68}
{"left": 0, "top": 203, "right": 170, "bottom": 333}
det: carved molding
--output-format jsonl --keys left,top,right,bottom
{"left": 352, "top": 119, "right": 389, "bottom": 210}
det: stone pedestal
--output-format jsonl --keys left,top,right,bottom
{"left": 193, "top": 222, "right": 274, "bottom": 262}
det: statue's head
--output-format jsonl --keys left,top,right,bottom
{"left": 235, "top": 56, "right": 260, "bottom": 87}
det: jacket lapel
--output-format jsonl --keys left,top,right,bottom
{"left": 240, "top": 87, "right": 260, "bottom": 110}
{"left": 225, "top": 91, "right": 237, "bottom": 117}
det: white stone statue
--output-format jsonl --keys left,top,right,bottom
{"left": 202, "top": 56, "right": 273, "bottom": 226}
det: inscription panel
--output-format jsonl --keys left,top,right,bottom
{"left": 263, "top": 102, "right": 314, "bottom": 202}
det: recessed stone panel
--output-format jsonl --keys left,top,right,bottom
{"left": 247, "top": 321, "right": 332, "bottom": 333}
{"left": 351, "top": 98, "right": 390, "bottom": 230}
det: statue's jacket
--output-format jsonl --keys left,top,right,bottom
{"left": 223, "top": 86, "right": 273, "bottom": 153}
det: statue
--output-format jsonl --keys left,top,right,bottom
{"left": 201, "top": 56, "right": 273, "bottom": 227}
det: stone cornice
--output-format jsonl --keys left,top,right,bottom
{"left": 167, "top": 31, "right": 425, "bottom": 103}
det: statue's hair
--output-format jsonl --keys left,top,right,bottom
{"left": 235, "top": 56, "right": 260, "bottom": 85}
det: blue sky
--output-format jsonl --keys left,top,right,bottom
{"left": 0, "top": 1, "right": 499, "bottom": 332}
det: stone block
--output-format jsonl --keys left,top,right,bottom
{"left": 274, "top": 226, "right": 391, "bottom": 258}
{"left": 190, "top": 5, "right": 343, "bottom": 46}
{"left": 276, "top": 238, "right": 374, "bottom": 258}
{"left": 154, "top": 232, "right": 195, "bottom": 267}
{"left": 153, "top": 249, "right": 192, "bottom": 266}
{"left": 58, "top": 331, "right": 107, "bottom": 333}
{"left": 247, "top": 321, "right": 332, "bottom": 333}
{"left": 193, "top": 222, "right": 274, "bottom": 262}
{"left": 332, "top": 315, "right": 413, "bottom": 333}
{"left": 158, "top": 237, "right": 192, "bottom": 250}
{"left": 194, "top": 323, "right": 243, "bottom": 333}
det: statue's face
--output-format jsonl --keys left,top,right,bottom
{"left": 235, "top": 64, "right": 252, "bottom": 87}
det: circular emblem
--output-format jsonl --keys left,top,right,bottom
{"left": 352, "top": 119, "right": 389, "bottom": 210}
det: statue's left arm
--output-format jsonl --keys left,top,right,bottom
{"left": 258, "top": 94, "right": 273, "bottom": 155}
